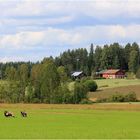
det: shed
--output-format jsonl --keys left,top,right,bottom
{"left": 71, "top": 71, "right": 86, "bottom": 79}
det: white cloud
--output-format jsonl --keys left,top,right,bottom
{"left": 0, "top": 56, "right": 25, "bottom": 63}
{"left": 0, "top": 0, "right": 140, "bottom": 62}
{"left": 0, "top": 54, "right": 43, "bottom": 63}
{"left": 0, "top": 28, "right": 83, "bottom": 49}
{"left": 2, "top": 0, "right": 140, "bottom": 19}
{"left": 0, "top": 24, "right": 140, "bottom": 50}
{"left": 1, "top": 15, "right": 74, "bottom": 28}
{"left": 0, "top": 31, "right": 45, "bottom": 48}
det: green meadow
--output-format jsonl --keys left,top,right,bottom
{"left": 94, "top": 79, "right": 140, "bottom": 89}
{"left": 0, "top": 104, "right": 140, "bottom": 139}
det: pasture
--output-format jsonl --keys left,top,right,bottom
{"left": 89, "top": 84, "right": 140, "bottom": 100}
{"left": 94, "top": 79, "right": 140, "bottom": 89}
{"left": 0, "top": 104, "right": 140, "bottom": 139}
{"left": 89, "top": 79, "right": 140, "bottom": 101}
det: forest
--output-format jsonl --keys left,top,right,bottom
{"left": 0, "top": 42, "right": 140, "bottom": 103}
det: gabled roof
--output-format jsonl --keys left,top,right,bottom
{"left": 71, "top": 71, "right": 83, "bottom": 77}
{"left": 103, "top": 69, "right": 120, "bottom": 74}
{"left": 97, "top": 69, "right": 107, "bottom": 74}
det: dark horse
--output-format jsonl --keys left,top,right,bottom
{"left": 4, "top": 111, "right": 15, "bottom": 117}
{"left": 21, "top": 111, "right": 27, "bottom": 117}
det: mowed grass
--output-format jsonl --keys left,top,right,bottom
{"left": 95, "top": 79, "right": 140, "bottom": 89}
{"left": 0, "top": 104, "right": 140, "bottom": 139}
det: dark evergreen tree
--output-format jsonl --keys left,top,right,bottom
{"left": 88, "top": 43, "right": 95, "bottom": 75}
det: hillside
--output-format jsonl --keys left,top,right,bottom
{"left": 94, "top": 79, "right": 140, "bottom": 89}
{"left": 89, "top": 79, "right": 140, "bottom": 101}
{"left": 89, "top": 85, "right": 140, "bottom": 100}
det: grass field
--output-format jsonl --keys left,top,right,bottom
{"left": 94, "top": 79, "right": 140, "bottom": 89}
{"left": 88, "top": 79, "right": 140, "bottom": 101}
{"left": 0, "top": 104, "right": 140, "bottom": 139}
{"left": 89, "top": 84, "right": 140, "bottom": 100}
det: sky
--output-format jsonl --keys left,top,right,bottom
{"left": 0, "top": 0, "right": 140, "bottom": 62}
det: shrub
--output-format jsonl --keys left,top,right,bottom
{"left": 109, "top": 92, "right": 137, "bottom": 102}
{"left": 96, "top": 98, "right": 108, "bottom": 103}
{"left": 136, "top": 68, "right": 140, "bottom": 79}
{"left": 81, "top": 77, "right": 91, "bottom": 83}
{"left": 56, "top": 85, "right": 73, "bottom": 104}
{"left": 96, "top": 92, "right": 137, "bottom": 103}
{"left": 80, "top": 99, "right": 93, "bottom": 104}
{"left": 32, "top": 98, "right": 40, "bottom": 103}
{"left": 124, "top": 92, "right": 137, "bottom": 102}
{"left": 126, "top": 72, "right": 136, "bottom": 79}
{"left": 110, "top": 94, "right": 125, "bottom": 102}
{"left": 84, "top": 80, "right": 98, "bottom": 92}
{"left": 73, "top": 82, "right": 88, "bottom": 104}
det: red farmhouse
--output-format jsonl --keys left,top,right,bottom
{"left": 102, "top": 69, "right": 125, "bottom": 79}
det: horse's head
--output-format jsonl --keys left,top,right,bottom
{"left": 4, "top": 111, "right": 8, "bottom": 114}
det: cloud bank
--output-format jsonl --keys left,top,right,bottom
{"left": 0, "top": 0, "right": 140, "bottom": 62}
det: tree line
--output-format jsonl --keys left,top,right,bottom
{"left": 0, "top": 59, "right": 89, "bottom": 103}
{"left": 55, "top": 42, "right": 140, "bottom": 75}
{"left": 0, "top": 42, "right": 139, "bottom": 103}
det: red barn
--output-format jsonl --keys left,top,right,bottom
{"left": 102, "top": 69, "right": 125, "bottom": 79}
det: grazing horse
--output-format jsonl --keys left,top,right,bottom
{"left": 4, "top": 111, "right": 15, "bottom": 117}
{"left": 21, "top": 111, "right": 27, "bottom": 117}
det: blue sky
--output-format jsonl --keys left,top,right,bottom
{"left": 0, "top": 0, "right": 140, "bottom": 62}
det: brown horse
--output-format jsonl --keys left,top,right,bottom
{"left": 4, "top": 111, "right": 15, "bottom": 117}
{"left": 21, "top": 111, "right": 27, "bottom": 117}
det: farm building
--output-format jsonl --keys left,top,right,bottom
{"left": 71, "top": 71, "right": 86, "bottom": 79}
{"left": 102, "top": 69, "right": 125, "bottom": 79}
{"left": 96, "top": 70, "right": 107, "bottom": 78}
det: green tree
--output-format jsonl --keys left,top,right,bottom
{"left": 73, "top": 82, "right": 88, "bottom": 104}
{"left": 88, "top": 43, "right": 95, "bottom": 75}
{"left": 57, "top": 66, "right": 68, "bottom": 83}
{"left": 5, "top": 66, "right": 18, "bottom": 80}
{"left": 136, "top": 67, "right": 140, "bottom": 79}
{"left": 100, "top": 45, "right": 113, "bottom": 69}
{"left": 94, "top": 46, "right": 102, "bottom": 71}
{"left": 128, "top": 50, "right": 139, "bottom": 73}
{"left": 18, "top": 64, "right": 29, "bottom": 85}
{"left": 124, "top": 43, "right": 132, "bottom": 70}
{"left": 25, "top": 83, "right": 35, "bottom": 103}
{"left": 113, "top": 55, "right": 120, "bottom": 69}
{"left": 40, "top": 60, "right": 60, "bottom": 103}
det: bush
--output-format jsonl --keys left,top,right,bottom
{"left": 110, "top": 94, "right": 125, "bottom": 102}
{"left": 32, "top": 98, "right": 40, "bottom": 103}
{"left": 126, "top": 72, "right": 136, "bottom": 79}
{"left": 73, "top": 82, "right": 88, "bottom": 104}
{"left": 109, "top": 92, "right": 137, "bottom": 102}
{"left": 136, "top": 68, "right": 140, "bottom": 79}
{"left": 96, "top": 92, "right": 137, "bottom": 103}
{"left": 81, "top": 77, "right": 91, "bottom": 83}
{"left": 124, "top": 92, "right": 137, "bottom": 102}
{"left": 80, "top": 99, "right": 93, "bottom": 104}
{"left": 96, "top": 98, "right": 108, "bottom": 103}
{"left": 56, "top": 85, "right": 73, "bottom": 104}
{"left": 84, "top": 80, "right": 98, "bottom": 92}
